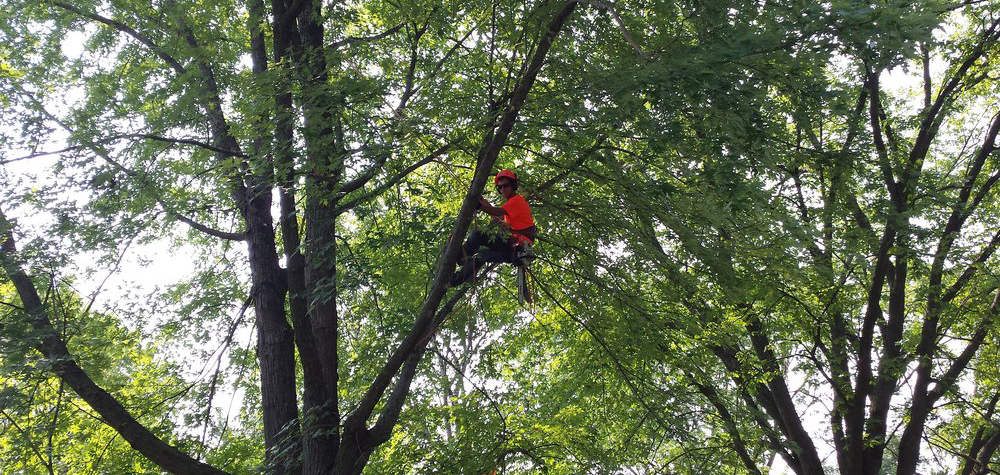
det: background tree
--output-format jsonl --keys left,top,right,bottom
{"left": 2, "top": 0, "right": 582, "bottom": 474}
{"left": 539, "top": 1, "right": 1000, "bottom": 474}
{"left": 4, "top": 0, "right": 1000, "bottom": 475}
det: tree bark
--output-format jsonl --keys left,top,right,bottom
{"left": 268, "top": 1, "right": 339, "bottom": 473}
{"left": 289, "top": 0, "right": 344, "bottom": 472}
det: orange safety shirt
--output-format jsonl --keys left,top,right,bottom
{"left": 501, "top": 194, "right": 535, "bottom": 243}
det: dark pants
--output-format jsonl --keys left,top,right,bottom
{"left": 451, "top": 230, "right": 515, "bottom": 285}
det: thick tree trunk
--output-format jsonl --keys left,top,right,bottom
{"left": 199, "top": 67, "right": 301, "bottom": 475}
{"left": 245, "top": 3, "right": 304, "bottom": 472}
{"left": 303, "top": 195, "right": 341, "bottom": 475}
{"left": 290, "top": 0, "right": 344, "bottom": 472}
{"left": 245, "top": 189, "right": 301, "bottom": 473}
{"left": 269, "top": 1, "right": 335, "bottom": 473}
{"left": 201, "top": 60, "right": 299, "bottom": 475}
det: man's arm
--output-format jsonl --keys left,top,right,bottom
{"left": 479, "top": 197, "right": 506, "bottom": 218}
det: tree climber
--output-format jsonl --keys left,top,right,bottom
{"left": 450, "top": 169, "right": 537, "bottom": 287}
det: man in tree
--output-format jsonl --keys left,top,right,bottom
{"left": 450, "top": 169, "right": 537, "bottom": 287}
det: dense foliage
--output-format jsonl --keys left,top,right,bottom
{"left": 2, "top": 0, "right": 1000, "bottom": 474}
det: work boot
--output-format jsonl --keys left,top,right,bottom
{"left": 448, "top": 270, "right": 463, "bottom": 288}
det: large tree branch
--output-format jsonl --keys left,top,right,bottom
{"left": 866, "top": 91, "right": 949, "bottom": 461}
{"left": 831, "top": 88, "right": 879, "bottom": 254}
{"left": 927, "top": 111, "right": 1000, "bottom": 242}
{"left": 329, "top": 22, "right": 405, "bottom": 49}
{"left": 366, "top": 284, "right": 472, "bottom": 448}
{"left": 821, "top": 90, "right": 869, "bottom": 471}
{"left": 116, "top": 133, "right": 246, "bottom": 157}
{"left": 337, "top": 141, "right": 451, "bottom": 202}
{"left": 960, "top": 392, "right": 1000, "bottom": 475}
{"left": 865, "top": 250, "right": 909, "bottom": 471}
{"left": 49, "top": 1, "right": 188, "bottom": 75}
{"left": 690, "top": 377, "right": 765, "bottom": 475}
{"left": 892, "top": 113, "right": 1000, "bottom": 475}
{"left": 929, "top": 288, "right": 1000, "bottom": 403}
{"left": 50, "top": 0, "right": 252, "bottom": 213}
{"left": 338, "top": 22, "right": 476, "bottom": 198}
{"left": 744, "top": 314, "right": 825, "bottom": 475}
{"left": 896, "top": 288, "right": 1000, "bottom": 475}
{"left": 339, "top": 0, "right": 579, "bottom": 444}
{"left": 942, "top": 227, "right": 1000, "bottom": 306}
{"left": 922, "top": 43, "right": 932, "bottom": 108}
{"left": 0, "top": 213, "right": 233, "bottom": 475}
{"left": 336, "top": 143, "right": 452, "bottom": 215}
{"left": 529, "top": 135, "right": 608, "bottom": 196}
{"left": 395, "top": 18, "right": 431, "bottom": 115}
{"left": 902, "top": 17, "right": 1000, "bottom": 198}
{"left": 893, "top": 23, "right": 1000, "bottom": 475}
{"left": 847, "top": 222, "right": 896, "bottom": 475}
{"left": 867, "top": 68, "right": 902, "bottom": 209}
{"left": 169, "top": 213, "right": 245, "bottom": 241}
{"left": 923, "top": 111, "right": 1000, "bottom": 342}
{"left": 711, "top": 344, "right": 800, "bottom": 472}
{"left": 17, "top": 87, "right": 246, "bottom": 241}
{"left": 5, "top": 130, "right": 246, "bottom": 164}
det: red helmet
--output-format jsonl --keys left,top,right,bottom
{"left": 494, "top": 169, "right": 518, "bottom": 185}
